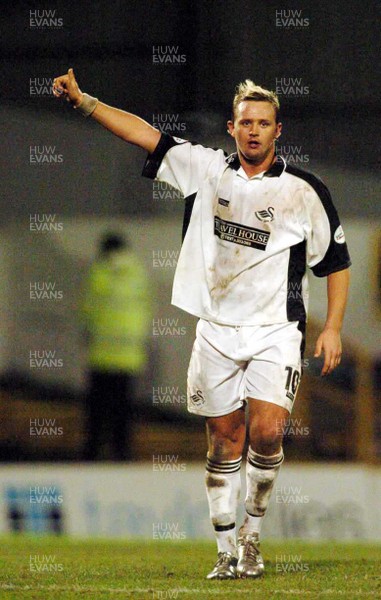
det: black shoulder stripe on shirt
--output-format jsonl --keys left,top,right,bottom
{"left": 297, "top": 321, "right": 306, "bottom": 360}
{"left": 142, "top": 132, "right": 181, "bottom": 180}
{"left": 284, "top": 163, "right": 351, "bottom": 277}
{"left": 142, "top": 133, "right": 217, "bottom": 242}
{"left": 182, "top": 192, "right": 197, "bottom": 241}
{"left": 285, "top": 163, "right": 332, "bottom": 205}
{"left": 287, "top": 239, "right": 307, "bottom": 323}
{"left": 142, "top": 132, "right": 215, "bottom": 180}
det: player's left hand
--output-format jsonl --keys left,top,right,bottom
{"left": 314, "top": 327, "right": 342, "bottom": 376}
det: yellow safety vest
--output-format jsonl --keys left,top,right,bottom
{"left": 81, "top": 250, "right": 151, "bottom": 373}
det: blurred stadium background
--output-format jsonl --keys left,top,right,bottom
{"left": 0, "top": 0, "right": 380, "bottom": 550}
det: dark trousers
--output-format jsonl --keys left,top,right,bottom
{"left": 84, "top": 370, "right": 136, "bottom": 461}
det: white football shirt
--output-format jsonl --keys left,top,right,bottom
{"left": 143, "top": 134, "right": 351, "bottom": 326}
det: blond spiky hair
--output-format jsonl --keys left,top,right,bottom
{"left": 232, "top": 79, "right": 280, "bottom": 122}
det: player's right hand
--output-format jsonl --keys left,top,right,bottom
{"left": 53, "top": 68, "right": 83, "bottom": 107}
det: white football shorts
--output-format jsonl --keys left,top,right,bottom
{"left": 187, "top": 319, "right": 304, "bottom": 416}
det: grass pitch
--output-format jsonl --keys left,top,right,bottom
{"left": 0, "top": 536, "right": 380, "bottom": 599}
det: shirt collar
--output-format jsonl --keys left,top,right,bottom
{"left": 225, "top": 153, "right": 286, "bottom": 178}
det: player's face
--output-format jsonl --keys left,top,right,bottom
{"left": 227, "top": 101, "right": 282, "bottom": 167}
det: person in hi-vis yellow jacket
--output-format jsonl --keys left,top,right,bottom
{"left": 81, "top": 232, "right": 151, "bottom": 460}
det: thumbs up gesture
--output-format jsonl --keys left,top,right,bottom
{"left": 53, "top": 68, "right": 83, "bottom": 107}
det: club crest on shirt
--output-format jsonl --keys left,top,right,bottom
{"left": 255, "top": 207, "right": 275, "bottom": 222}
{"left": 190, "top": 389, "right": 205, "bottom": 407}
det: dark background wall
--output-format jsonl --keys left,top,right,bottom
{"left": 1, "top": 0, "right": 380, "bottom": 219}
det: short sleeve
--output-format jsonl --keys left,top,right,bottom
{"left": 142, "top": 132, "right": 222, "bottom": 198}
{"left": 302, "top": 179, "right": 351, "bottom": 277}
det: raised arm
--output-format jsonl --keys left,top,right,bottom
{"left": 314, "top": 267, "right": 350, "bottom": 376}
{"left": 53, "top": 68, "right": 161, "bottom": 153}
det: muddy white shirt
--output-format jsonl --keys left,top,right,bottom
{"left": 143, "top": 134, "right": 351, "bottom": 326}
